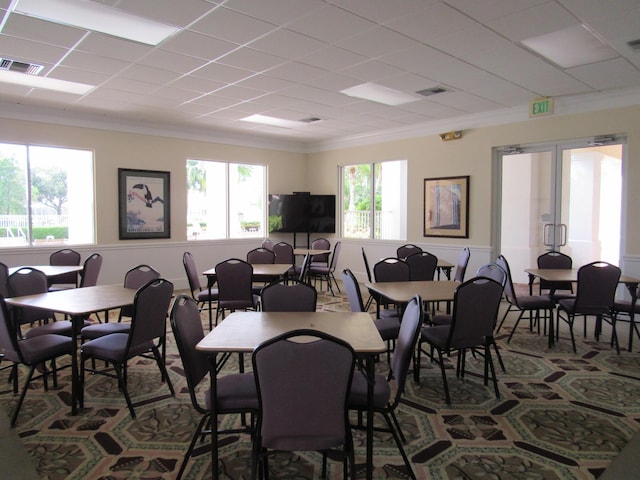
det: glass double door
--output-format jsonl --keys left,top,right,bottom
{"left": 498, "top": 138, "right": 624, "bottom": 283}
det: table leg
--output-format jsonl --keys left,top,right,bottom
{"left": 528, "top": 273, "right": 535, "bottom": 296}
{"left": 624, "top": 282, "right": 638, "bottom": 352}
{"left": 209, "top": 354, "right": 219, "bottom": 480}
{"left": 365, "top": 354, "right": 375, "bottom": 480}
{"left": 71, "top": 314, "right": 81, "bottom": 414}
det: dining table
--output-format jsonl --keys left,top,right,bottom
{"left": 525, "top": 268, "right": 640, "bottom": 350}
{"left": 8, "top": 265, "right": 84, "bottom": 280}
{"left": 365, "top": 280, "right": 459, "bottom": 314}
{"left": 435, "top": 259, "right": 455, "bottom": 280}
{"left": 4, "top": 285, "right": 136, "bottom": 415}
{"left": 293, "top": 247, "right": 332, "bottom": 256}
{"left": 196, "top": 310, "right": 385, "bottom": 480}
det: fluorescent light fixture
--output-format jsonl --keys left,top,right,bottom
{"left": 522, "top": 24, "right": 618, "bottom": 69}
{"left": 340, "top": 82, "right": 420, "bottom": 106}
{"left": 12, "top": 0, "right": 180, "bottom": 46}
{"left": 241, "top": 114, "right": 306, "bottom": 129}
{"left": 0, "top": 69, "right": 94, "bottom": 94}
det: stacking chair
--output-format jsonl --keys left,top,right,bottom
{"left": 296, "top": 252, "right": 311, "bottom": 283}
{"left": 417, "top": 277, "right": 504, "bottom": 405}
{"left": 349, "top": 295, "right": 423, "bottom": 480}
{"left": 613, "top": 285, "right": 640, "bottom": 352}
{"left": 405, "top": 251, "right": 437, "bottom": 281}
{"left": 495, "top": 255, "right": 556, "bottom": 344}
{"left": 247, "top": 247, "right": 277, "bottom": 293}
{"left": 309, "top": 241, "right": 342, "bottom": 295}
{"left": 261, "top": 238, "right": 274, "bottom": 251}
{"left": 251, "top": 329, "right": 356, "bottom": 480}
{"left": 80, "top": 278, "right": 175, "bottom": 418}
{"left": 372, "top": 257, "right": 410, "bottom": 318}
{"left": 342, "top": 268, "right": 399, "bottom": 363}
{"left": 396, "top": 244, "right": 422, "bottom": 259}
{"left": 215, "top": 258, "right": 260, "bottom": 324}
{"left": 48, "top": 248, "right": 81, "bottom": 290}
{"left": 170, "top": 295, "right": 257, "bottom": 480}
{"left": 183, "top": 252, "right": 219, "bottom": 331}
{"left": 260, "top": 279, "right": 317, "bottom": 312}
{"left": 0, "top": 261, "right": 9, "bottom": 298}
{"left": 309, "top": 237, "right": 331, "bottom": 267}
{"left": 537, "top": 251, "right": 574, "bottom": 299}
{"left": 8, "top": 267, "right": 59, "bottom": 338}
{"left": 0, "top": 296, "right": 73, "bottom": 427}
{"left": 27, "top": 253, "right": 102, "bottom": 338}
{"left": 272, "top": 241, "right": 296, "bottom": 279}
{"left": 453, "top": 247, "right": 471, "bottom": 282}
{"left": 557, "top": 261, "right": 621, "bottom": 353}
{"left": 361, "top": 247, "right": 380, "bottom": 311}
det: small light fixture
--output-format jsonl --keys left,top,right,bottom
{"left": 11, "top": 0, "right": 180, "bottom": 46}
{"left": 340, "top": 82, "right": 420, "bottom": 106}
{"left": 241, "top": 114, "right": 307, "bottom": 129}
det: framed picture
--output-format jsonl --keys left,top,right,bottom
{"left": 423, "top": 175, "right": 469, "bottom": 238}
{"left": 118, "top": 168, "right": 170, "bottom": 239}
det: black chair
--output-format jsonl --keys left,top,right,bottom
{"left": 48, "top": 248, "right": 81, "bottom": 290}
{"left": 348, "top": 295, "right": 423, "bottom": 480}
{"left": 309, "top": 241, "right": 342, "bottom": 295}
{"left": 453, "top": 247, "right": 471, "bottom": 282}
{"left": 80, "top": 278, "right": 175, "bottom": 418}
{"left": 417, "top": 277, "right": 504, "bottom": 405}
{"left": 0, "top": 261, "right": 9, "bottom": 298}
{"left": 183, "top": 251, "right": 219, "bottom": 331}
{"left": 261, "top": 238, "right": 274, "bottom": 251}
{"left": 537, "top": 251, "right": 574, "bottom": 299}
{"left": 251, "top": 329, "right": 356, "bottom": 480}
{"left": 557, "top": 261, "right": 621, "bottom": 353}
{"left": 405, "top": 251, "right": 437, "bottom": 281}
{"left": 272, "top": 241, "right": 296, "bottom": 279}
{"left": 8, "top": 267, "right": 59, "bottom": 338}
{"left": 170, "top": 295, "right": 257, "bottom": 480}
{"left": 215, "top": 258, "right": 260, "bottom": 324}
{"left": 342, "top": 268, "right": 400, "bottom": 363}
{"left": 613, "top": 285, "right": 640, "bottom": 352}
{"left": 495, "top": 255, "right": 556, "bottom": 344}
{"left": 309, "top": 237, "right": 331, "bottom": 267}
{"left": 372, "top": 257, "right": 410, "bottom": 318}
{"left": 296, "top": 252, "right": 311, "bottom": 283}
{"left": 247, "top": 247, "right": 277, "bottom": 293}
{"left": 396, "top": 244, "right": 422, "bottom": 259}
{"left": 0, "top": 295, "right": 73, "bottom": 427}
{"left": 260, "top": 279, "right": 317, "bottom": 312}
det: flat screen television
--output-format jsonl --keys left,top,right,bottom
{"left": 268, "top": 194, "right": 336, "bottom": 233}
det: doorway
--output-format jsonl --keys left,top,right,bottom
{"left": 497, "top": 136, "right": 625, "bottom": 283}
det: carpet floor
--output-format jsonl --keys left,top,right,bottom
{"left": 1, "top": 284, "right": 639, "bottom": 479}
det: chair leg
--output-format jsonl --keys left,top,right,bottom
{"left": 436, "top": 349, "right": 451, "bottom": 405}
{"left": 176, "top": 413, "right": 210, "bottom": 480}
{"left": 11, "top": 366, "right": 36, "bottom": 427}
{"left": 113, "top": 363, "right": 136, "bottom": 418}
{"left": 383, "top": 411, "right": 417, "bottom": 480}
{"left": 507, "top": 311, "right": 526, "bottom": 343}
{"left": 152, "top": 346, "right": 175, "bottom": 396}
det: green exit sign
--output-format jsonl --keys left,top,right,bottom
{"left": 530, "top": 97, "right": 554, "bottom": 117}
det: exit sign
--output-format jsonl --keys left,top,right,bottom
{"left": 530, "top": 97, "right": 554, "bottom": 117}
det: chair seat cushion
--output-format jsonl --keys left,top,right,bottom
{"left": 25, "top": 319, "right": 91, "bottom": 338}
{"left": 197, "top": 289, "right": 219, "bottom": 302}
{"left": 81, "top": 322, "right": 131, "bottom": 340}
{"left": 517, "top": 294, "right": 555, "bottom": 309}
{"left": 614, "top": 300, "right": 640, "bottom": 314}
{"left": 82, "top": 333, "right": 153, "bottom": 362}
{"left": 20, "top": 334, "right": 72, "bottom": 364}
{"left": 431, "top": 313, "right": 452, "bottom": 326}
{"left": 558, "top": 298, "right": 611, "bottom": 315}
{"left": 204, "top": 372, "right": 258, "bottom": 412}
{"left": 348, "top": 370, "right": 390, "bottom": 409}
{"left": 373, "top": 317, "right": 400, "bottom": 340}
{"left": 421, "top": 324, "right": 485, "bottom": 350}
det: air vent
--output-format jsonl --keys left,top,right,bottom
{"left": 299, "top": 116, "right": 322, "bottom": 123}
{"left": 415, "top": 86, "right": 449, "bottom": 97}
{"left": 628, "top": 39, "right": 640, "bottom": 51}
{"left": 0, "top": 58, "right": 44, "bottom": 75}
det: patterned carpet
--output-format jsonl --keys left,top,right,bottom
{"left": 2, "top": 285, "right": 640, "bottom": 480}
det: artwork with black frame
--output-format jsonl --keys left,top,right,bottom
{"left": 423, "top": 175, "right": 469, "bottom": 238}
{"left": 118, "top": 168, "right": 170, "bottom": 239}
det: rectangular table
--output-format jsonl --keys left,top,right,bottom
{"left": 366, "top": 280, "right": 459, "bottom": 314}
{"left": 8, "top": 265, "right": 84, "bottom": 279}
{"left": 293, "top": 248, "right": 332, "bottom": 256}
{"left": 196, "top": 311, "right": 385, "bottom": 480}
{"left": 5, "top": 285, "right": 136, "bottom": 415}
{"left": 525, "top": 268, "right": 640, "bottom": 349}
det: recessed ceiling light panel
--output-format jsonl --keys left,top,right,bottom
{"left": 0, "top": 69, "right": 94, "bottom": 94}
{"left": 340, "top": 82, "right": 420, "bottom": 106}
{"left": 241, "top": 114, "right": 307, "bottom": 129}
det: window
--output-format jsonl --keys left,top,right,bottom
{"left": 186, "top": 159, "right": 266, "bottom": 240}
{"left": 0, "top": 143, "right": 95, "bottom": 247}
{"left": 341, "top": 160, "right": 407, "bottom": 240}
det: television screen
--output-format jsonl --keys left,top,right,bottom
{"left": 268, "top": 194, "right": 335, "bottom": 233}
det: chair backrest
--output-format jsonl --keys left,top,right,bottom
{"left": 448, "top": 277, "right": 504, "bottom": 346}
{"left": 405, "top": 251, "right": 437, "bottom": 281}
{"left": 373, "top": 257, "right": 410, "bottom": 283}
{"left": 260, "top": 280, "right": 317, "bottom": 312}
{"left": 49, "top": 248, "right": 81, "bottom": 285}
{"left": 247, "top": 247, "right": 276, "bottom": 265}
{"left": 183, "top": 251, "right": 203, "bottom": 296}
{"left": 127, "top": 278, "right": 174, "bottom": 351}
{"left": 574, "top": 261, "right": 621, "bottom": 312}
{"left": 454, "top": 247, "right": 471, "bottom": 282}
{"left": 342, "top": 269, "right": 365, "bottom": 313}
{"left": 170, "top": 295, "right": 208, "bottom": 413}
{"left": 496, "top": 255, "right": 519, "bottom": 305}
{"left": 261, "top": 238, "right": 274, "bottom": 251}
{"left": 272, "top": 242, "right": 294, "bottom": 265}
{"left": 0, "top": 261, "right": 9, "bottom": 298}
{"left": 298, "top": 253, "right": 311, "bottom": 282}
{"left": 124, "top": 264, "right": 161, "bottom": 289}
{"left": 361, "top": 247, "right": 373, "bottom": 283}
{"left": 0, "top": 296, "right": 21, "bottom": 364}
{"left": 79, "top": 253, "right": 102, "bottom": 288}
{"left": 389, "top": 295, "right": 423, "bottom": 403}
{"left": 252, "top": 329, "right": 355, "bottom": 451}
{"left": 310, "top": 237, "right": 330, "bottom": 264}
{"left": 8, "top": 267, "right": 53, "bottom": 324}
{"left": 396, "top": 244, "right": 422, "bottom": 259}
{"left": 537, "top": 251, "right": 573, "bottom": 291}
{"left": 215, "top": 258, "right": 255, "bottom": 305}
{"left": 328, "top": 241, "right": 342, "bottom": 273}
{"left": 476, "top": 262, "right": 507, "bottom": 287}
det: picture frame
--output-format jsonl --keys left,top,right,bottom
{"left": 118, "top": 168, "right": 170, "bottom": 240}
{"left": 423, "top": 175, "right": 469, "bottom": 238}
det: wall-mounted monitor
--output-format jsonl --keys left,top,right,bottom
{"left": 268, "top": 194, "right": 336, "bottom": 233}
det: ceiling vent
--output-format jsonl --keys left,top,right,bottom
{"left": 299, "top": 116, "right": 322, "bottom": 123}
{"left": 628, "top": 39, "right": 640, "bottom": 51}
{"left": 415, "top": 86, "right": 449, "bottom": 97}
{"left": 0, "top": 58, "right": 44, "bottom": 75}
